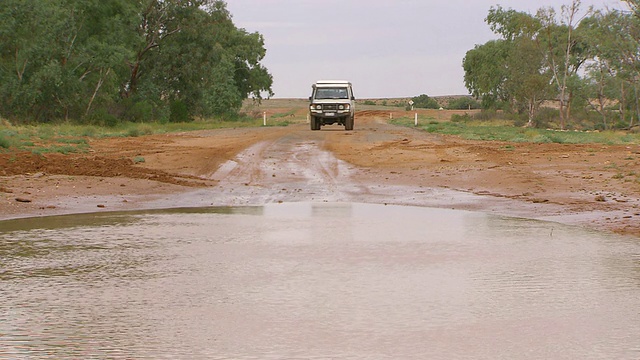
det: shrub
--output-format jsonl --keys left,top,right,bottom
{"left": 169, "top": 100, "right": 191, "bottom": 123}
{"left": 447, "top": 97, "right": 481, "bottom": 110}
{"left": 88, "top": 109, "right": 119, "bottom": 127}
{"left": 411, "top": 94, "right": 439, "bottom": 109}
{"left": 473, "top": 109, "right": 499, "bottom": 121}
{"left": 531, "top": 134, "right": 552, "bottom": 143}
{"left": 0, "top": 134, "right": 10, "bottom": 149}
{"left": 138, "top": 124, "right": 154, "bottom": 135}
{"left": 451, "top": 113, "right": 472, "bottom": 122}
{"left": 532, "top": 107, "right": 560, "bottom": 129}
{"left": 126, "top": 100, "right": 154, "bottom": 122}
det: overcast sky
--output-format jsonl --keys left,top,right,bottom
{"left": 226, "top": 0, "right": 624, "bottom": 99}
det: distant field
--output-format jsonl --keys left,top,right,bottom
{"left": 245, "top": 96, "right": 471, "bottom": 109}
{"left": 242, "top": 97, "right": 479, "bottom": 123}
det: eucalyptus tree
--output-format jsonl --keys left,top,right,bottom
{"left": 581, "top": 10, "right": 627, "bottom": 128}
{"left": 0, "top": 1, "right": 60, "bottom": 120}
{"left": 463, "top": 40, "right": 510, "bottom": 109}
{"left": 617, "top": 0, "right": 640, "bottom": 128}
{"left": 505, "top": 37, "right": 554, "bottom": 127}
{"left": 536, "top": 0, "right": 592, "bottom": 129}
{"left": 0, "top": 0, "right": 135, "bottom": 122}
{"left": 465, "top": 6, "right": 553, "bottom": 124}
{"left": 464, "top": 2, "right": 595, "bottom": 129}
{"left": 124, "top": 0, "right": 272, "bottom": 119}
{"left": 0, "top": 0, "right": 272, "bottom": 123}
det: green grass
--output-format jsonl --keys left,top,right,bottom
{"left": 392, "top": 117, "right": 640, "bottom": 145}
{"left": 56, "top": 138, "right": 88, "bottom": 145}
{"left": 0, "top": 116, "right": 279, "bottom": 155}
{"left": 0, "top": 133, "right": 11, "bottom": 149}
{"left": 31, "top": 145, "right": 83, "bottom": 155}
{"left": 270, "top": 109, "right": 296, "bottom": 118}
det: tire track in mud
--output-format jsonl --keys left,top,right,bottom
{"left": 181, "top": 118, "right": 566, "bottom": 223}
{"left": 209, "top": 131, "right": 372, "bottom": 205}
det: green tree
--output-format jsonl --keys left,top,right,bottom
{"left": 0, "top": 0, "right": 135, "bottom": 122}
{"left": 463, "top": 40, "right": 510, "bottom": 109}
{"left": 464, "top": 3, "right": 592, "bottom": 128}
{"left": 504, "top": 37, "right": 553, "bottom": 126}
{"left": 0, "top": 1, "right": 68, "bottom": 121}
{"left": 581, "top": 10, "right": 624, "bottom": 129}
{"left": 466, "top": 6, "right": 552, "bottom": 123}
{"left": 613, "top": 1, "right": 640, "bottom": 127}
{"left": 411, "top": 94, "right": 439, "bottom": 109}
{"left": 0, "top": 0, "right": 272, "bottom": 123}
{"left": 536, "top": 0, "right": 592, "bottom": 129}
{"left": 126, "top": 0, "right": 272, "bottom": 118}
{"left": 447, "top": 97, "right": 481, "bottom": 110}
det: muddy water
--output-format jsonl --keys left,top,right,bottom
{"left": 1, "top": 203, "right": 639, "bottom": 359}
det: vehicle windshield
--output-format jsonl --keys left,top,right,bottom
{"left": 314, "top": 87, "right": 349, "bottom": 100}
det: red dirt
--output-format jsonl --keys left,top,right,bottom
{"left": 1, "top": 111, "right": 639, "bottom": 237}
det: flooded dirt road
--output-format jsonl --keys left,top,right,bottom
{"left": 1, "top": 110, "right": 640, "bottom": 236}
{"left": 1, "top": 109, "right": 639, "bottom": 358}
{"left": 1, "top": 203, "right": 639, "bottom": 359}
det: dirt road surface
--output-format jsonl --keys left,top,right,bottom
{"left": 1, "top": 111, "right": 639, "bottom": 236}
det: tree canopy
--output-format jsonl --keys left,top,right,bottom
{"left": 0, "top": 0, "right": 273, "bottom": 124}
{"left": 411, "top": 94, "right": 440, "bottom": 109}
{"left": 463, "top": 0, "right": 640, "bottom": 130}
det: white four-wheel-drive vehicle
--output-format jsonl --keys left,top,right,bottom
{"left": 309, "top": 80, "right": 355, "bottom": 131}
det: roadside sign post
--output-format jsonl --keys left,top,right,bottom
{"left": 263, "top": 112, "right": 267, "bottom": 126}
{"left": 415, "top": 112, "right": 418, "bottom": 126}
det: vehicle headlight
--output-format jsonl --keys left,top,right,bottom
{"left": 339, "top": 105, "right": 345, "bottom": 110}
{"left": 312, "top": 104, "right": 322, "bottom": 110}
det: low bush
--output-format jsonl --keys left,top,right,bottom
{"left": 125, "top": 100, "right": 154, "bottom": 123}
{"left": 88, "top": 109, "right": 119, "bottom": 127}
{"left": 169, "top": 100, "right": 191, "bottom": 123}
{"left": 447, "top": 97, "right": 481, "bottom": 110}
{"left": 451, "top": 113, "right": 472, "bottom": 123}
{"left": 0, "top": 133, "right": 11, "bottom": 149}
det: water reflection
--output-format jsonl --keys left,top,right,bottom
{"left": 0, "top": 203, "right": 638, "bottom": 359}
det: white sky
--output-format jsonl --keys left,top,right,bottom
{"left": 226, "top": 0, "right": 624, "bottom": 99}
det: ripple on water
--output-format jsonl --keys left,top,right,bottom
{"left": 0, "top": 203, "right": 638, "bottom": 359}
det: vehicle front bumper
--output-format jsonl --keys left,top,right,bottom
{"left": 309, "top": 107, "right": 352, "bottom": 118}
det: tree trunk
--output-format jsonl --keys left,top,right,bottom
{"left": 526, "top": 98, "right": 536, "bottom": 127}
{"left": 600, "top": 96, "right": 608, "bottom": 130}
{"left": 634, "top": 83, "right": 639, "bottom": 129}
{"left": 86, "top": 68, "right": 110, "bottom": 116}
{"left": 620, "top": 82, "right": 626, "bottom": 126}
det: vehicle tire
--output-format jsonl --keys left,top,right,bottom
{"left": 310, "top": 116, "right": 320, "bottom": 130}
{"left": 345, "top": 115, "right": 354, "bottom": 131}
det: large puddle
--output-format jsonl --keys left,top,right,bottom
{"left": 1, "top": 203, "right": 639, "bottom": 359}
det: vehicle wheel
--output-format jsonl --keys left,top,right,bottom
{"left": 310, "top": 116, "right": 320, "bottom": 130}
{"left": 345, "top": 116, "right": 354, "bottom": 131}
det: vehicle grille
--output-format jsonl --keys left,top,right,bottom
{"left": 323, "top": 104, "right": 338, "bottom": 111}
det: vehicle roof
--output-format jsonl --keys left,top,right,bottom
{"left": 313, "top": 80, "right": 351, "bottom": 87}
